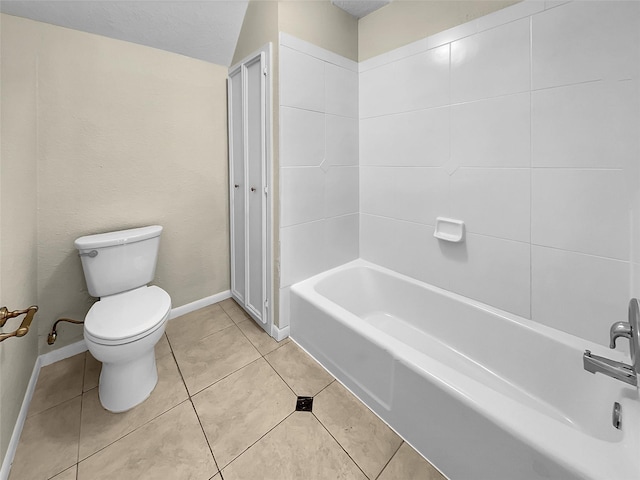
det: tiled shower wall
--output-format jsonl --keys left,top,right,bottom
{"left": 279, "top": 34, "right": 359, "bottom": 293}
{"left": 359, "top": 0, "right": 640, "bottom": 346}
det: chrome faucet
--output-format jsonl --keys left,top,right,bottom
{"left": 583, "top": 299, "right": 640, "bottom": 387}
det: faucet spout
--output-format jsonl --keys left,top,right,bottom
{"left": 583, "top": 350, "right": 637, "bottom": 387}
{"left": 610, "top": 321, "right": 632, "bottom": 349}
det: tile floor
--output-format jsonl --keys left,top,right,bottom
{"left": 9, "top": 299, "right": 445, "bottom": 480}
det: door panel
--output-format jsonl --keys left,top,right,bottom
{"left": 245, "top": 56, "right": 265, "bottom": 323}
{"left": 229, "top": 69, "right": 246, "bottom": 303}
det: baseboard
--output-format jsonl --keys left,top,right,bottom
{"left": 40, "top": 339, "right": 88, "bottom": 367}
{"left": 271, "top": 323, "right": 290, "bottom": 342}
{"left": 0, "top": 358, "right": 41, "bottom": 480}
{"left": 169, "top": 290, "right": 231, "bottom": 320}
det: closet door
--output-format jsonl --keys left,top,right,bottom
{"left": 228, "top": 44, "right": 272, "bottom": 334}
{"left": 228, "top": 67, "right": 245, "bottom": 303}
{"left": 244, "top": 55, "right": 266, "bottom": 323}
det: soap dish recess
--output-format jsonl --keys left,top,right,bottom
{"left": 434, "top": 217, "right": 465, "bottom": 243}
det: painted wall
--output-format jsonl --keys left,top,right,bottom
{"left": 279, "top": 1, "right": 358, "bottom": 62}
{"left": 358, "top": 0, "right": 520, "bottom": 61}
{"left": 359, "top": 1, "right": 640, "bottom": 347}
{"left": 0, "top": 14, "right": 40, "bottom": 468}
{"left": 0, "top": 14, "right": 230, "bottom": 356}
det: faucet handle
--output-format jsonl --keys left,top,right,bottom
{"left": 610, "top": 321, "right": 632, "bottom": 349}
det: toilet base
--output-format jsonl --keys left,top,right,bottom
{"left": 98, "top": 348, "right": 158, "bottom": 413}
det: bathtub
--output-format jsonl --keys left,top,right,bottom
{"left": 290, "top": 259, "right": 640, "bottom": 480}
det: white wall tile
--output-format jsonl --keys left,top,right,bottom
{"left": 360, "top": 107, "right": 449, "bottom": 167}
{"left": 325, "top": 166, "right": 358, "bottom": 218}
{"left": 359, "top": 166, "right": 399, "bottom": 218}
{"left": 325, "top": 214, "right": 359, "bottom": 270}
{"left": 448, "top": 234, "right": 531, "bottom": 318}
{"left": 280, "top": 220, "right": 326, "bottom": 287}
{"left": 360, "top": 166, "right": 449, "bottom": 225}
{"left": 532, "top": 80, "right": 640, "bottom": 169}
{"left": 632, "top": 262, "right": 640, "bottom": 300}
{"left": 394, "top": 45, "right": 450, "bottom": 113}
{"left": 360, "top": 214, "right": 451, "bottom": 290}
{"left": 326, "top": 115, "right": 358, "bottom": 166}
{"left": 280, "top": 46, "right": 325, "bottom": 111}
{"left": 280, "top": 167, "right": 325, "bottom": 227}
{"left": 532, "top": 169, "right": 630, "bottom": 260}
{"left": 326, "top": 63, "right": 358, "bottom": 118}
{"left": 475, "top": 1, "right": 544, "bottom": 33}
{"left": 451, "top": 93, "right": 530, "bottom": 168}
{"left": 450, "top": 168, "right": 530, "bottom": 242}
{"left": 451, "top": 18, "right": 530, "bottom": 103}
{"left": 359, "top": 62, "right": 397, "bottom": 118}
{"left": 280, "top": 107, "right": 325, "bottom": 167}
{"left": 532, "top": 1, "right": 640, "bottom": 89}
{"left": 531, "top": 245, "right": 629, "bottom": 346}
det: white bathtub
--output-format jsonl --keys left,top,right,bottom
{"left": 290, "top": 260, "right": 640, "bottom": 480}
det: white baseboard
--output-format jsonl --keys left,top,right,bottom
{"left": 169, "top": 290, "right": 231, "bottom": 320}
{"left": 271, "top": 323, "right": 290, "bottom": 342}
{"left": 0, "top": 358, "right": 41, "bottom": 480}
{"left": 40, "top": 339, "right": 88, "bottom": 367}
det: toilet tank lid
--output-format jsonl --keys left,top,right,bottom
{"left": 74, "top": 225, "right": 163, "bottom": 250}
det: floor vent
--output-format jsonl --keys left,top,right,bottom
{"left": 296, "top": 396, "right": 313, "bottom": 412}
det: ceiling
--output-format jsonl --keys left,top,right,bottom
{"left": 0, "top": 0, "right": 250, "bottom": 66}
{"left": 0, "top": 0, "right": 392, "bottom": 66}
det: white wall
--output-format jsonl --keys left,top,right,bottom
{"left": 278, "top": 34, "right": 359, "bottom": 327}
{"left": 359, "top": 0, "right": 640, "bottom": 347}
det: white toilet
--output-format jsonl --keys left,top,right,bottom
{"left": 74, "top": 225, "right": 171, "bottom": 413}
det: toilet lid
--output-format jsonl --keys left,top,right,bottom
{"left": 85, "top": 286, "right": 171, "bottom": 342}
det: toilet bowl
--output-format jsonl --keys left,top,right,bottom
{"left": 84, "top": 285, "right": 171, "bottom": 412}
{"left": 75, "top": 225, "right": 172, "bottom": 412}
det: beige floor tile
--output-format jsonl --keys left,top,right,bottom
{"left": 314, "top": 381, "right": 402, "bottom": 479}
{"left": 9, "top": 396, "right": 81, "bottom": 480}
{"left": 218, "top": 297, "right": 240, "bottom": 312}
{"left": 193, "top": 358, "right": 296, "bottom": 468}
{"left": 222, "top": 412, "right": 367, "bottom": 480}
{"left": 77, "top": 401, "right": 217, "bottom": 480}
{"left": 237, "top": 318, "right": 290, "bottom": 355}
{"left": 79, "top": 353, "right": 188, "bottom": 459}
{"left": 264, "top": 341, "right": 333, "bottom": 396}
{"left": 50, "top": 465, "right": 77, "bottom": 480}
{"left": 28, "top": 353, "right": 84, "bottom": 417}
{"left": 378, "top": 442, "right": 446, "bottom": 480}
{"left": 225, "top": 304, "right": 252, "bottom": 325}
{"left": 166, "top": 303, "right": 233, "bottom": 349}
{"left": 83, "top": 351, "right": 101, "bottom": 392}
{"left": 173, "top": 325, "right": 260, "bottom": 395}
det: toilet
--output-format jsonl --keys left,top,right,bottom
{"left": 74, "top": 225, "right": 171, "bottom": 413}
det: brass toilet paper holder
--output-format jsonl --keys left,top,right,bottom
{"left": 0, "top": 305, "right": 38, "bottom": 342}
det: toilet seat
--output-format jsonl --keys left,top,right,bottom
{"left": 85, "top": 285, "right": 171, "bottom": 345}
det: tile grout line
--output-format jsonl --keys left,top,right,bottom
{"left": 310, "top": 409, "right": 372, "bottom": 480}
{"left": 188, "top": 395, "right": 222, "bottom": 476}
{"left": 373, "top": 441, "right": 404, "bottom": 480}
{"left": 218, "top": 410, "right": 298, "bottom": 475}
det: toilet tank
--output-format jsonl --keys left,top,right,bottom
{"left": 74, "top": 225, "right": 163, "bottom": 298}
